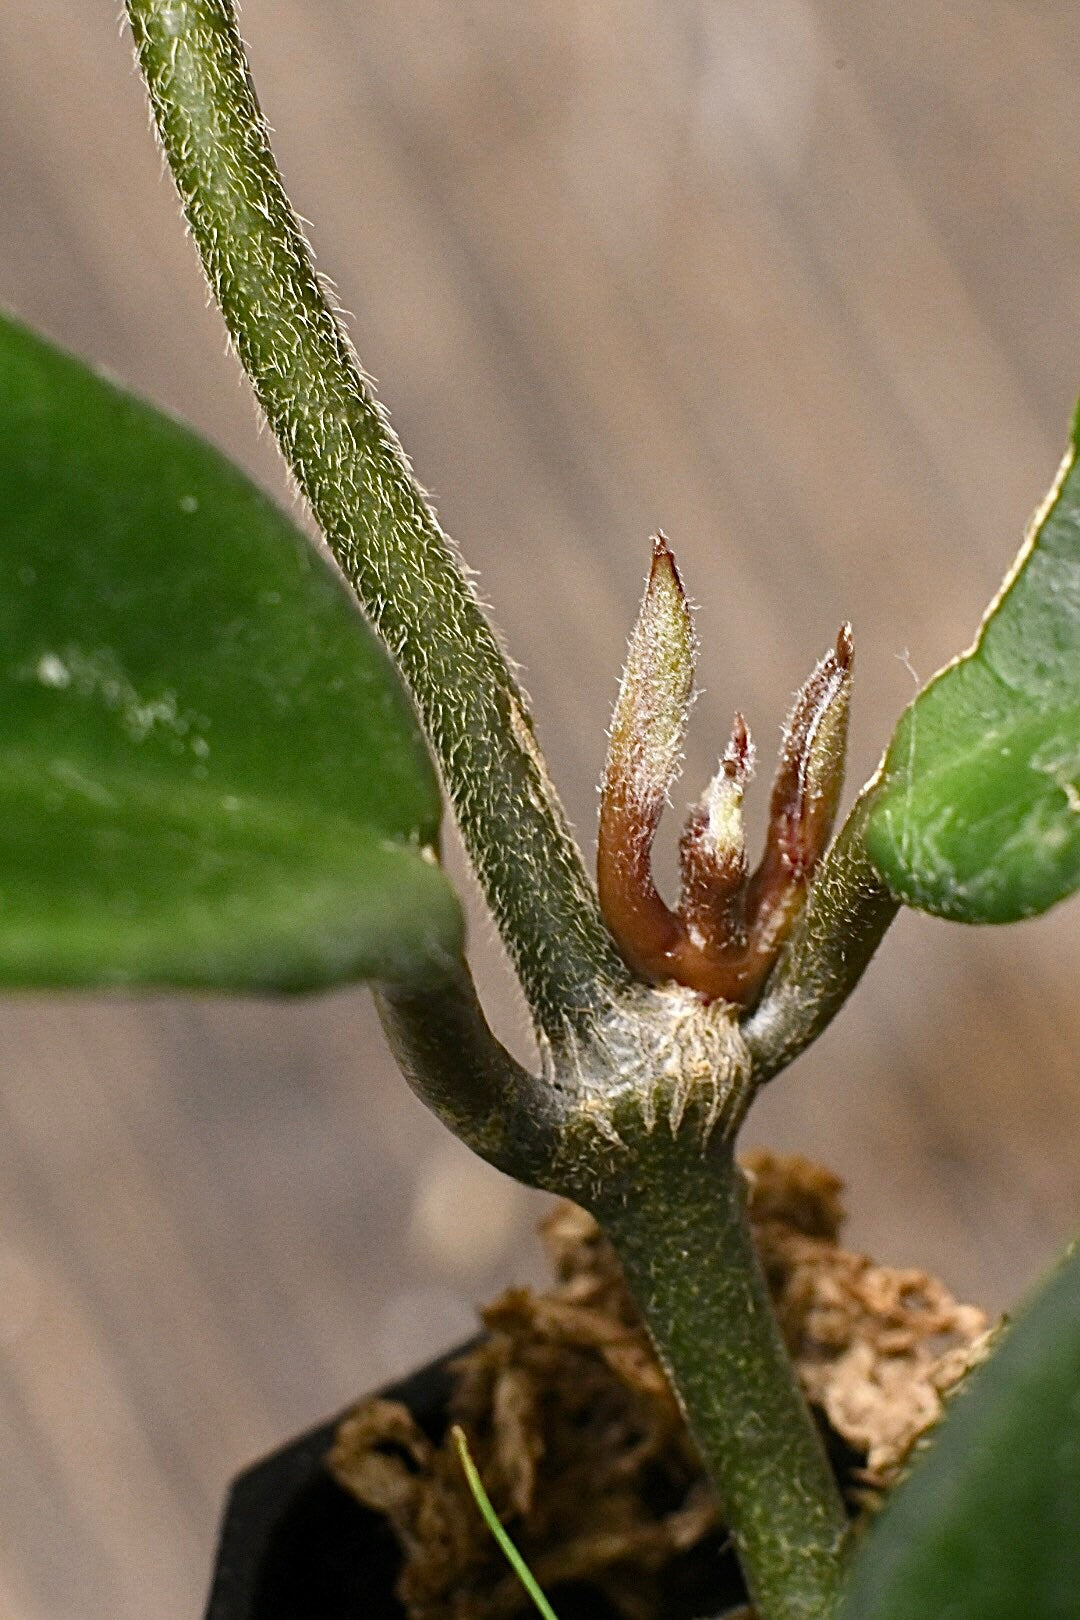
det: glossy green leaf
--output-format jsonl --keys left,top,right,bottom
{"left": 840, "top": 1241, "right": 1080, "bottom": 1620}
{"left": 0, "top": 312, "right": 462, "bottom": 990}
{"left": 865, "top": 413, "right": 1080, "bottom": 921}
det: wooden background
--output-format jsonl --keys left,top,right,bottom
{"left": 0, "top": 3, "right": 1077, "bottom": 1616}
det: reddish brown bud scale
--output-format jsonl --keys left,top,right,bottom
{"left": 597, "top": 534, "right": 696, "bottom": 981}
{"left": 759, "top": 624, "right": 852, "bottom": 880}
{"left": 742, "top": 626, "right": 853, "bottom": 995}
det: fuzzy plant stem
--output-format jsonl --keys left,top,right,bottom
{"left": 595, "top": 1142, "right": 851, "bottom": 1620}
{"left": 374, "top": 964, "right": 544, "bottom": 1179}
{"left": 125, "top": 0, "right": 631, "bottom": 1041}
{"left": 745, "top": 797, "right": 899, "bottom": 1079}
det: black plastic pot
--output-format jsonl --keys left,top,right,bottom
{"left": 203, "top": 1346, "right": 752, "bottom": 1620}
{"left": 204, "top": 1354, "right": 454, "bottom": 1620}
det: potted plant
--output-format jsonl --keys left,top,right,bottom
{"left": 1, "top": 3, "right": 1076, "bottom": 1617}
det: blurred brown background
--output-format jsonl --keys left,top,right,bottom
{"left": 0, "top": 2, "right": 1077, "bottom": 1616}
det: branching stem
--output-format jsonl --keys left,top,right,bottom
{"left": 375, "top": 963, "right": 543, "bottom": 1181}
{"left": 124, "top": 8, "right": 900, "bottom": 1616}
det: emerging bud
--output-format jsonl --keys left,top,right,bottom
{"left": 598, "top": 535, "right": 696, "bottom": 979}
{"left": 679, "top": 713, "right": 754, "bottom": 951}
{"left": 771, "top": 623, "right": 852, "bottom": 875}
{"left": 598, "top": 541, "right": 854, "bottom": 1011}
{"left": 745, "top": 624, "right": 853, "bottom": 967}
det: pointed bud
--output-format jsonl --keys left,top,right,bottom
{"left": 679, "top": 713, "right": 755, "bottom": 951}
{"left": 604, "top": 534, "right": 696, "bottom": 832}
{"left": 768, "top": 623, "right": 853, "bottom": 880}
{"left": 598, "top": 535, "right": 695, "bottom": 977}
{"left": 745, "top": 625, "right": 853, "bottom": 975}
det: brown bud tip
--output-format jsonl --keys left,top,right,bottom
{"left": 836, "top": 621, "right": 854, "bottom": 671}
{"left": 723, "top": 712, "right": 754, "bottom": 781}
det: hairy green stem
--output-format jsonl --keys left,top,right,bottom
{"left": 125, "top": 0, "right": 630, "bottom": 1039}
{"left": 594, "top": 1143, "right": 850, "bottom": 1620}
{"left": 745, "top": 797, "right": 899, "bottom": 1080}
{"left": 375, "top": 964, "right": 542, "bottom": 1180}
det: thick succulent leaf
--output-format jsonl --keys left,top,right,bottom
{"left": 0, "top": 313, "right": 462, "bottom": 990}
{"left": 865, "top": 413, "right": 1080, "bottom": 921}
{"left": 840, "top": 1241, "right": 1080, "bottom": 1620}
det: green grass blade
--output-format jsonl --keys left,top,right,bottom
{"left": 451, "top": 1426, "right": 560, "bottom": 1620}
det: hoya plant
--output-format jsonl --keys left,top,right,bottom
{"left": 3, "top": 3, "right": 1077, "bottom": 1617}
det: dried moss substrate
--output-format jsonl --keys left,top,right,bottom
{"left": 331, "top": 1154, "right": 989, "bottom": 1620}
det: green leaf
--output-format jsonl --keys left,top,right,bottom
{"left": 840, "top": 1241, "right": 1080, "bottom": 1620}
{"left": 864, "top": 412, "right": 1080, "bottom": 921}
{"left": 0, "top": 312, "right": 462, "bottom": 991}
